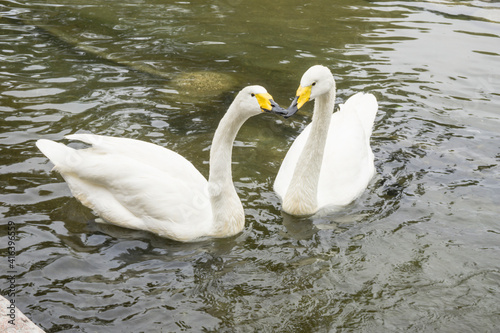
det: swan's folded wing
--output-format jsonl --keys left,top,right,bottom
{"left": 317, "top": 96, "right": 376, "bottom": 208}
{"left": 65, "top": 134, "right": 206, "bottom": 185}
{"left": 338, "top": 93, "right": 378, "bottom": 138}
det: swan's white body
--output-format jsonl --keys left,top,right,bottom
{"left": 274, "top": 66, "right": 378, "bottom": 216}
{"left": 37, "top": 86, "right": 284, "bottom": 242}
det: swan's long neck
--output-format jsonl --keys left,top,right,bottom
{"left": 208, "top": 105, "right": 246, "bottom": 237}
{"left": 283, "top": 86, "right": 336, "bottom": 215}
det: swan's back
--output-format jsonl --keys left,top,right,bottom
{"left": 36, "top": 135, "right": 213, "bottom": 241}
{"left": 339, "top": 92, "right": 377, "bottom": 139}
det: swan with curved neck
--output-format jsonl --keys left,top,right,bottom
{"left": 274, "top": 65, "right": 378, "bottom": 216}
{"left": 37, "top": 86, "right": 286, "bottom": 242}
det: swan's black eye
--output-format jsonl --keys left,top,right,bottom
{"left": 312, "top": 82, "right": 316, "bottom": 86}
{"left": 251, "top": 93, "right": 255, "bottom": 97}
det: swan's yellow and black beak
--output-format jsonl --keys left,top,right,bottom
{"left": 255, "top": 92, "right": 288, "bottom": 115}
{"left": 284, "top": 85, "right": 312, "bottom": 118}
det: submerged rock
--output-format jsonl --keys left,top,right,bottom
{"left": 170, "top": 71, "right": 238, "bottom": 98}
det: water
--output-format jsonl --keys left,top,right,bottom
{"left": 1, "top": 0, "right": 500, "bottom": 331}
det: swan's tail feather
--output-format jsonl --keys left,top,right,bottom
{"left": 339, "top": 93, "right": 378, "bottom": 138}
{"left": 36, "top": 139, "right": 80, "bottom": 172}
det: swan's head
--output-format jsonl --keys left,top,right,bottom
{"left": 284, "top": 65, "right": 335, "bottom": 118}
{"left": 235, "top": 85, "right": 287, "bottom": 117}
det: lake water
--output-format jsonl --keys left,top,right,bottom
{"left": 1, "top": 0, "right": 500, "bottom": 332}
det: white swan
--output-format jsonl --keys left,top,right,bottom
{"left": 37, "top": 86, "right": 286, "bottom": 242}
{"left": 274, "top": 65, "right": 378, "bottom": 216}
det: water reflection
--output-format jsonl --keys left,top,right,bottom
{"left": 1, "top": 0, "right": 500, "bottom": 331}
